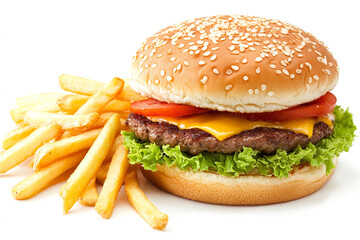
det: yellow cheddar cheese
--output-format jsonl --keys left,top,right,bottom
{"left": 150, "top": 112, "right": 333, "bottom": 141}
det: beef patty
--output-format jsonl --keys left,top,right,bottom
{"left": 127, "top": 113, "right": 333, "bottom": 155}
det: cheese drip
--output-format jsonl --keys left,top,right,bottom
{"left": 150, "top": 112, "right": 333, "bottom": 141}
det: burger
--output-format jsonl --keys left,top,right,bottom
{"left": 122, "top": 15, "right": 356, "bottom": 205}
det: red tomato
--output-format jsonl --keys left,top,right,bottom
{"left": 236, "top": 92, "right": 337, "bottom": 121}
{"left": 130, "top": 99, "right": 210, "bottom": 117}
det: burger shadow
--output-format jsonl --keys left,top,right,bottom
{"left": 139, "top": 157, "right": 360, "bottom": 219}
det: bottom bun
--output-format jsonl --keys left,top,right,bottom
{"left": 141, "top": 157, "right": 338, "bottom": 205}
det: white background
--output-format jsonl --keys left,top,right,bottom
{"left": 0, "top": 0, "right": 359, "bottom": 239}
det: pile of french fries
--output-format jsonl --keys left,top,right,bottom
{"left": 0, "top": 74, "right": 168, "bottom": 230}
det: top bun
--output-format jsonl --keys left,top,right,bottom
{"left": 129, "top": 15, "right": 338, "bottom": 113}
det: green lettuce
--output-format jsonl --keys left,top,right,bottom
{"left": 122, "top": 106, "right": 356, "bottom": 178}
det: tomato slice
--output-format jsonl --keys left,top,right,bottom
{"left": 130, "top": 99, "right": 211, "bottom": 117}
{"left": 236, "top": 92, "right": 337, "bottom": 121}
{"left": 131, "top": 92, "right": 337, "bottom": 120}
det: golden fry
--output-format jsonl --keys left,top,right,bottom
{"left": 57, "top": 94, "right": 89, "bottom": 114}
{"left": 58, "top": 94, "right": 130, "bottom": 114}
{"left": 125, "top": 165, "right": 168, "bottom": 230}
{"left": 2, "top": 125, "right": 36, "bottom": 150}
{"left": 59, "top": 74, "right": 144, "bottom": 101}
{"left": 61, "top": 114, "right": 120, "bottom": 214}
{"left": 11, "top": 151, "right": 86, "bottom": 200}
{"left": 33, "top": 128, "right": 101, "bottom": 171}
{"left": 79, "top": 178, "right": 99, "bottom": 206}
{"left": 23, "top": 111, "right": 99, "bottom": 130}
{"left": 75, "top": 77, "right": 124, "bottom": 115}
{"left": 59, "top": 74, "right": 104, "bottom": 96}
{"left": 95, "top": 143, "right": 129, "bottom": 219}
{"left": 96, "top": 161, "right": 110, "bottom": 185}
{"left": 10, "top": 102, "right": 61, "bottom": 123}
{"left": 0, "top": 124, "right": 60, "bottom": 174}
{"left": 16, "top": 93, "right": 66, "bottom": 108}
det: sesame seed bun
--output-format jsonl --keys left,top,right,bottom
{"left": 140, "top": 157, "right": 337, "bottom": 205}
{"left": 130, "top": 15, "right": 338, "bottom": 113}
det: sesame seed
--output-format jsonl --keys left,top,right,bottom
{"left": 268, "top": 91, "right": 274, "bottom": 96}
{"left": 170, "top": 57, "right": 176, "bottom": 62}
{"left": 242, "top": 58, "right": 248, "bottom": 64}
{"left": 189, "top": 45, "right": 198, "bottom": 51}
{"left": 188, "top": 42, "right": 195, "bottom": 46}
{"left": 290, "top": 74, "right": 295, "bottom": 79}
{"left": 261, "top": 84, "right": 266, "bottom": 91}
{"left": 243, "top": 75, "right": 249, "bottom": 81}
{"left": 178, "top": 43, "right": 185, "bottom": 48}
{"left": 282, "top": 69, "right": 289, "bottom": 75}
{"left": 269, "top": 64, "right": 276, "bottom": 69}
{"left": 276, "top": 70, "right": 282, "bottom": 74}
{"left": 167, "top": 83, "right": 172, "bottom": 90}
{"left": 152, "top": 63, "right": 157, "bottom": 68}
{"left": 200, "top": 75, "right": 208, "bottom": 84}
{"left": 226, "top": 69, "right": 233, "bottom": 75}
{"left": 210, "top": 55, "right": 217, "bottom": 61}
{"left": 313, "top": 75, "right": 319, "bottom": 81}
{"left": 184, "top": 61, "right": 190, "bottom": 66}
{"left": 308, "top": 77, "right": 312, "bottom": 83}
{"left": 154, "top": 79, "right": 159, "bottom": 84}
{"left": 213, "top": 68, "right": 220, "bottom": 75}
{"left": 198, "top": 60, "right": 206, "bottom": 66}
{"left": 203, "top": 51, "right": 211, "bottom": 56}
{"left": 158, "top": 54, "right": 163, "bottom": 58}
{"left": 231, "top": 65, "right": 239, "bottom": 71}
{"left": 255, "top": 57, "right": 263, "bottom": 62}
{"left": 325, "top": 69, "right": 331, "bottom": 75}
{"left": 212, "top": 47, "right": 220, "bottom": 51}
{"left": 254, "top": 89, "right": 259, "bottom": 94}
{"left": 228, "top": 45, "right": 235, "bottom": 51}
{"left": 177, "top": 64, "right": 182, "bottom": 70}
{"left": 225, "top": 84, "right": 232, "bottom": 91}
{"left": 248, "top": 89, "right": 254, "bottom": 95}
{"left": 256, "top": 67, "right": 260, "bottom": 74}
{"left": 160, "top": 70, "right": 165, "bottom": 77}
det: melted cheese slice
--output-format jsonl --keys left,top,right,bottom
{"left": 150, "top": 112, "right": 333, "bottom": 141}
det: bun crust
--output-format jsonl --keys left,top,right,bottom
{"left": 140, "top": 157, "right": 337, "bottom": 205}
{"left": 130, "top": 15, "right": 338, "bottom": 113}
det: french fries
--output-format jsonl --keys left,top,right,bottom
{"left": 2, "top": 125, "right": 36, "bottom": 150}
{"left": 16, "top": 93, "right": 66, "bottom": 108}
{"left": 0, "top": 124, "right": 60, "bottom": 174}
{"left": 59, "top": 74, "right": 144, "bottom": 101}
{"left": 1, "top": 74, "right": 169, "bottom": 229}
{"left": 11, "top": 151, "right": 86, "bottom": 200}
{"left": 79, "top": 178, "right": 99, "bottom": 206}
{"left": 58, "top": 94, "right": 131, "bottom": 114}
{"left": 33, "top": 128, "right": 101, "bottom": 171}
{"left": 95, "top": 143, "right": 129, "bottom": 219}
{"left": 125, "top": 165, "right": 168, "bottom": 230}
{"left": 10, "top": 102, "right": 61, "bottom": 123}
{"left": 74, "top": 77, "right": 124, "bottom": 115}
{"left": 23, "top": 111, "right": 99, "bottom": 130}
{"left": 61, "top": 114, "right": 120, "bottom": 214}
{"left": 59, "top": 74, "right": 104, "bottom": 96}
{"left": 96, "top": 161, "right": 110, "bottom": 184}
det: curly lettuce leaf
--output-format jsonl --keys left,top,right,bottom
{"left": 122, "top": 106, "right": 356, "bottom": 178}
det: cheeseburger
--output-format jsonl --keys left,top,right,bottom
{"left": 122, "top": 15, "right": 356, "bottom": 205}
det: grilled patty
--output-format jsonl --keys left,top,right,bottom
{"left": 127, "top": 113, "right": 333, "bottom": 155}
